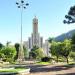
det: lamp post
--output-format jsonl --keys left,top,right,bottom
{"left": 16, "top": 0, "right": 29, "bottom": 62}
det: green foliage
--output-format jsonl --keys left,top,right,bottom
{"left": 36, "top": 62, "right": 50, "bottom": 65}
{"left": 0, "top": 68, "right": 26, "bottom": 73}
{"left": 31, "top": 45, "right": 39, "bottom": 51}
{"left": 71, "top": 33, "right": 75, "bottom": 52}
{"left": 61, "top": 39, "right": 72, "bottom": 63}
{"left": 50, "top": 41, "right": 62, "bottom": 62}
{"left": 0, "top": 43, "right": 4, "bottom": 49}
{"left": 29, "top": 46, "right": 39, "bottom": 59}
{"left": 23, "top": 46, "right": 29, "bottom": 59}
{"left": 64, "top": 5, "right": 75, "bottom": 24}
{"left": 61, "top": 40, "right": 71, "bottom": 56}
{"left": 70, "top": 51, "right": 75, "bottom": 60}
{"left": 71, "top": 33, "right": 75, "bottom": 45}
{"left": 0, "top": 53, "right": 2, "bottom": 58}
{"left": 29, "top": 46, "right": 44, "bottom": 60}
{"left": 50, "top": 39, "right": 72, "bottom": 63}
{"left": 0, "top": 43, "right": 4, "bottom": 58}
{"left": 14, "top": 43, "right": 20, "bottom": 60}
{"left": 48, "top": 37, "right": 54, "bottom": 43}
{"left": 1, "top": 46, "right": 16, "bottom": 62}
{"left": 29, "top": 51, "right": 36, "bottom": 59}
{"left": 35, "top": 48, "right": 44, "bottom": 60}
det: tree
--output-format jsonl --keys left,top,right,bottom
{"left": 29, "top": 51, "right": 37, "bottom": 59}
{"left": 63, "top": 5, "right": 75, "bottom": 63}
{"left": 31, "top": 45, "right": 39, "bottom": 51}
{"left": 29, "top": 46, "right": 39, "bottom": 59}
{"left": 0, "top": 43, "right": 4, "bottom": 59}
{"left": 35, "top": 48, "right": 44, "bottom": 60}
{"left": 29, "top": 46, "right": 44, "bottom": 60}
{"left": 70, "top": 51, "right": 75, "bottom": 60}
{"left": 14, "top": 43, "right": 20, "bottom": 60}
{"left": 0, "top": 43, "right": 4, "bottom": 49}
{"left": 71, "top": 33, "right": 75, "bottom": 45}
{"left": 0, "top": 50, "right": 3, "bottom": 58}
{"left": 23, "top": 45, "right": 29, "bottom": 59}
{"left": 71, "top": 33, "right": 75, "bottom": 52}
{"left": 50, "top": 41, "right": 62, "bottom": 62}
{"left": 48, "top": 37, "right": 54, "bottom": 43}
{"left": 1, "top": 46, "right": 16, "bottom": 62}
{"left": 63, "top": 5, "right": 75, "bottom": 24}
{"left": 61, "top": 39, "right": 72, "bottom": 63}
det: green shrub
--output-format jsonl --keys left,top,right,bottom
{"left": 1, "top": 46, "right": 16, "bottom": 63}
{"left": 41, "top": 57, "right": 51, "bottom": 62}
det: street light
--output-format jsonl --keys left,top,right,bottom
{"left": 16, "top": 0, "right": 29, "bottom": 62}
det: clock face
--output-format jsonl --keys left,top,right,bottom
{"left": 34, "top": 22, "right": 37, "bottom": 25}
{"left": 34, "top": 23, "right": 36, "bottom": 24}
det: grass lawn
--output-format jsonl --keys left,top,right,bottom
{"left": 0, "top": 68, "right": 26, "bottom": 73}
{"left": 69, "top": 62, "right": 75, "bottom": 65}
{"left": 36, "top": 62, "right": 51, "bottom": 65}
{"left": 62, "top": 62, "right": 75, "bottom": 68}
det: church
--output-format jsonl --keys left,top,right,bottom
{"left": 24, "top": 16, "right": 50, "bottom": 57}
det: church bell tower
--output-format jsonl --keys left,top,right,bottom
{"left": 32, "top": 16, "right": 39, "bottom": 46}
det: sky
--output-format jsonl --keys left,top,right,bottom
{"left": 0, "top": 0, "right": 75, "bottom": 44}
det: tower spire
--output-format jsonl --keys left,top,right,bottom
{"left": 35, "top": 15, "right": 36, "bottom": 18}
{"left": 33, "top": 16, "right": 38, "bottom": 33}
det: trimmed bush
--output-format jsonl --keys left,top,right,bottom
{"left": 41, "top": 57, "right": 51, "bottom": 62}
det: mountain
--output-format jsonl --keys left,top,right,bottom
{"left": 55, "top": 29, "right": 75, "bottom": 42}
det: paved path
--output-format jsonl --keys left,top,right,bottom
{"left": 26, "top": 64, "right": 75, "bottom": 75}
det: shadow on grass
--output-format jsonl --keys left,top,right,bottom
{"left": 26, "top": 64, "right": 75, "bottom": 74}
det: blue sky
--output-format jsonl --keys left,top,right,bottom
{"left": 0, "top": 0, "right": 75, "bottom": 44}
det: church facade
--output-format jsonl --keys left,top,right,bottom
{"left": 24, "top": 16, "right": 50, "bottom": 57}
